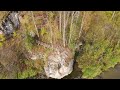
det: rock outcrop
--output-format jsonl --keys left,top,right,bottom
{"left": 0, "top": 11, "right": 20, "bottom": 39}
{"left": 29, "top": 41, "right": 74, "bottom": 79}
{"left": 28, "top": 50, "right": 45, "bottom": 60}
{"left": 44, "top": 46, "right": 74, "bottom": 79}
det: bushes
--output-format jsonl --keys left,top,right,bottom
{"left": 17, "top": 67, "right": 38, "bottom": 79}
{"left": 17, "top": 59, "right": 44, "bottom": 79}
{"left": 77, "top": 40, "right": 120, "bottom": 79}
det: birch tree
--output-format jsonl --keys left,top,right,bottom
{"left": 79, "top": 11, "right": 86, "bottom": 38}
{"left": 63, "top": 11, "right": 66, "bottom": 47}
{"left": 68, "top": 11, "right": 75, "bottom": 44}
{"left": 59, "top": 11, "right": 62, "bottom": 34}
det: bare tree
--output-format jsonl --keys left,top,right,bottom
{"left": 63, "top": 11, "right": 66, "bottom": 47}
{"left": 47, "top": 19, "right": 53, "bottom": 48}
{"left": 79, "top": 11, "right": 86, "bottom": 38}
{"left": 30, "top": 11, "right": 39, "bottom": 38}
{"left": 59, "top": 11, "right": 62, "bottom": 34}
{"left": 68, "top": 11, "right": 75, "bottom": 44}
{"left": 111, "top": 11, "right": 116, "bottom": 20}
{"left": 65, "top": 11, "right": 70, "bottom": 29}
{"left": 74, "top": 11, "right": 80, "bottom": 23}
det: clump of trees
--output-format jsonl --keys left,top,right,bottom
{"left": 76, "top": 11, "right": 120, "bottom": 78}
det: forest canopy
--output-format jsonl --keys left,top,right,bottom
{"left": 0, "top": 11, "right": 120, "bottom": 79}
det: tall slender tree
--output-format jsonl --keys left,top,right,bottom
{"left": 63, "top": 11, "right": 66, "bottom": 47}
{"left": 30, "top": 11, "right": 39, "bottom": 38}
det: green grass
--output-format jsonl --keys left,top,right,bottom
{"left": 17, "top": 60, "right": 37, "bottom": 79}
{"left": 24, "top": 33, "right": 35, "bottom": 51}
{"left": 17, "top": 67, "right": 38, "bottom": 79}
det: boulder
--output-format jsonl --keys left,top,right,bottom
{"left": 8, "top": 11, "right": 20, "bottom": 29}
{"left": 29, "top": 51, "right": 44, "bottom": 60}
{"left": 1, "top": 11, "right": 20, "bottom": 36}
{"left": 0, "top": 29, "right": 3, "bottom": 35}
{"left": 44, "top": 46, "right": 74, "bottom": 79}
{"left": 2, "top": 20, "right": 14, "bottom": 35}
